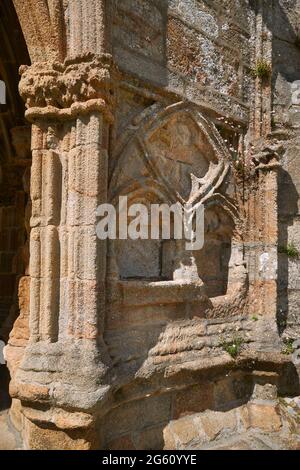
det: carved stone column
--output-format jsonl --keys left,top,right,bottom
{"left": 247, "top": 140, "right": 281, "bottom": 349}
{"left": 6, "top": 54, "right": 118, "bottom": 450}
{"left": 256, "top": 152, "right": 279, "bottom": 318}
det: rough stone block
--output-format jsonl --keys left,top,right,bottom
{"left": 198, "top": 409, "right": 237, "bottom": 441}
{"left": 246, "top": 403, "right": 282, "bottom": 433}
{"left": 163, "top": 416, "right": 199, "bottom": 449}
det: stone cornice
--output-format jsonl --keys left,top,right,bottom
{"left": 19, "top": 53, "right": 119, "bottom": 122}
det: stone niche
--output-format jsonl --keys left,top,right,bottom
{"left": 104, "top": 102, "right": 245, "bottom": 370}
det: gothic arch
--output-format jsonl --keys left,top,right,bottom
{"left": 12, "top": 0, "right": 66, "bottom": 63}
{"left": 12, "top": 0, "right": 111, "bottom": 64}
{"left": 107, "top": 102, "right": 240, "bottom": 293}
{"left": 110, "top": 102, "right": 236, "bottom": 209}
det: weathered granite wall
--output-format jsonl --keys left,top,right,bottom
{"left": 0, "top": 0, "right": 298, "bottom": 451}
{"left": 95, "top": 0, "right": 298, "bottom": 449}
{"left": 112, "top": 0, "right": 253, "bottom": 121}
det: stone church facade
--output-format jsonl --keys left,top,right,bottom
{"left": 0, "top": 0, "right": 299, "bottom": 450}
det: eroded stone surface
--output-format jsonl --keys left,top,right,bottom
{"left": 0, "top": 0, "right": 299, "bottom": 450}
{"left": 0, "top": 411, "right": 22, "bottom": 450}
{"left": 163, "top": 397, "right": 300, "bottom": 450}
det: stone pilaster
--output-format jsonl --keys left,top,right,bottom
{"left": 246, "top": 140, "right": 281, "bottom": 349}
{"left": 255, "top": 148, "right": 280, "bottom": 318}
{"left": 6, "top": 54, "right": 118, "bottom": 449}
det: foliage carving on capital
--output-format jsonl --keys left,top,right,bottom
{"left": 19, "top": 54, "right": 118, "bottom": 122}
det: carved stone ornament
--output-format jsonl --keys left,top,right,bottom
{"left": 19, "top": 53, "right": 119, "bottom": 122}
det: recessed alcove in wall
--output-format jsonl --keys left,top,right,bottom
{"left": 108, "top": 103, "right": 239, "bottom": 321}
{"left": 114, "top": 196, "right": 234, "bottom": 298}
{"left": 114, "top": 196, "right": 178, "bottom": 281}
{"left": 116, "top": 238, "right": 178, "bottom": 281}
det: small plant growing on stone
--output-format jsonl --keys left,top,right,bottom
{"left": 251, "top": 60, "right": 271, "bottom": 81}
{"left": 220, "top": 337, "right": 244, "bottom": 358}
{"left": 281, "top": 338, "right": 295, "bottom": 355}
{"left": 278, "top": 242, "right": 299, "bottom": 259}
{"left": 252, "top": 315, "right": 259, "bottom": 322}
{"left": 278, "top": 318, "right": 287, "bottom": 329}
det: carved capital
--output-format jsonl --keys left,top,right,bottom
{"left": 251, "top": 137, "right": 283, "bottom": 172}
{"left": 19, "top": 53, "right": 119, "bottom": 122}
